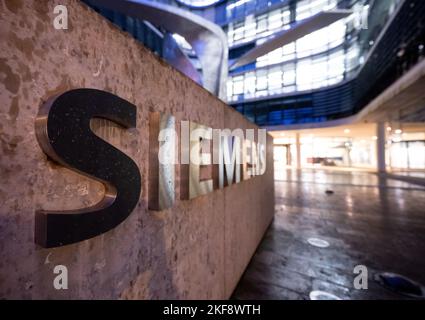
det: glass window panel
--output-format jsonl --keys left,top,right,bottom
{"left": 310, "top": 0, "right": 329, "bottom": 15}
{"left": 311, "top": 57, "right": 328, "bottom": 86}
{"left": 227, "top": 78, "right": 233, "bottom": 91}
{"left": 267, "top": 47, "right": 283, "bottom": 65}
{"left": 296, "top": 59, "right": 313, "bottom": 90}
{"left": 244, "top": 72, "right": 256, "bottom": 94}
{"left": 283, "top": 63, "right": 296, "bottom": 86}
{"left": 296, "top": 0, "right": 338, "bottom": 21}
{"left": 256, "top": 70, "right": 268, "bottom": 90}
{"left": 346, "top": 43, "right": 360, "bottom": 71}
{"left": 328, "top": 50, "right": 345, "bottom": 77}
{"left": 283, "top": 70, "right": 296, "bottom": 86}
{"left": 256, "top": 15, "right": 267, "bottom": 34}
{"left": 296, "top": 0, "right": 311, "bottom": 21}
{"left": 255, "top": 90, "right": 268, "bottom": 98}
{"left": 256, "top": 55, "right": 268, "bottom": 67}
{"left": 268, "top": 67, "right": 283, "bottom": 89}
{"left": 327, "top": 75, "right": 343, "bottom": 85}
{"left": 233, "top": 76, "right": 244, "bottom": 94}
{"left": 310, "top": 29, "right": 329, "bottom": 54}
{"left": 234, "top": 30, "right": 244, "bottom": 41}
{"left": 227, "top": 79, "right": 233, "bottom": 98}
{"left": 283, "top": 42, "right": 295, "bottom": 55}
{"left": 407, "top": 142, "right": 425, "bottom": 169}
{"left": 283, "top": 85, "right": 296, "bottom": 93}
{"left": 282, "top": 10, "right": 291, "bottom": 25}
{"left": 268, "top": 10, "right": 282, "bottom": 31}
{"left": 233, "top": 21, "right": 245, "bottom": 41}
{"left": 244, "top": 22, "right": 256, "bottom": 39}
{"left": 296, "top": 35, "right": 313, "bottom": 58}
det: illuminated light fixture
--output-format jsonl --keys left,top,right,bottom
{"left": 172, "top": 33, "right": 193, "bottom": 51}
{"left": 307, "top": 238, "right": 329, "bottom": 248}
{"left": 394, "top": 129, "right": 402, "bottom": 134}
{"left": 387, "top": 126, "right": 392, "bottom": 131}
{"left": 372, "top": 136, "right": 378, "bottom": 140}
{"left": 226, "top": 0, "right": 250, "bottom": 10}
{"left": 176, "top": 0, "right": 223, "bottom": 8}
{"left": 309, "top": 290, "right": 342, "bottom": 300}
{"left": 344, "top": 129, "right": 350, "bottom": 134}
{"left": 280, "top": 132, "right": 286, "bottom": 137}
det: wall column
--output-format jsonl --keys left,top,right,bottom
{"left": 376, "top": 122, "right": 386, "bottom": 173}
{"left": 296, "top": 132, "right": 301, "bottom": 169}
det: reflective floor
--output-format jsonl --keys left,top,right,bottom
{"left": 232, "top": 168, "right": 425, "bottom": 300}
{"left": 390, "top": 170, "right": 425, "bottom": 179}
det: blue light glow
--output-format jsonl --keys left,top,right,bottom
{"left": 176, "top": 0, "right": 222, "bottom": 8}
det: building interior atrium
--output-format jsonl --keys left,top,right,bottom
{"left": 1, "top": 0, "right": 425, "bottom": 301}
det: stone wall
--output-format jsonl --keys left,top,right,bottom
{"left": 0, "top": 0, "right": 274, "bottom": 299}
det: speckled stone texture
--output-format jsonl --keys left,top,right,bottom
{"left": 0, "top": 0, "right": 274, "bottom": 299}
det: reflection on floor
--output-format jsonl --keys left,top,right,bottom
{"left": 389, "top": 170, "right": 425, "bottom": 179}
{"left": 232, "top": 169, "right": 425, "bottom": 300}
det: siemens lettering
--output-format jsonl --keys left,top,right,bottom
{"left": 35, "top": 89, "right": 267, "bottom": 248}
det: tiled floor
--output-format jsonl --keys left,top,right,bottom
{"left": 232, "top": 168, "right": 425, "bottom": 300}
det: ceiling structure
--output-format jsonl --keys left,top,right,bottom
{"left": 270, "top": 122, "right": 425, "bottom": 140}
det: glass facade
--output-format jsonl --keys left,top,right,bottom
{"left": 227, "top": 5, "right": 293, "bottom": 46}
{"left": 228, "top": 44, "right": 355, "bottom": 101}
{"left": 86, "top": 0, "right": 422, "bottom": 127}
{"left": 273, "top": 135, "right": 377, "bottom": 168}
{"left": 273, "top": 130, "right": 425, "bottom": 170}
{"left": 223, "top": 0, "right": 297, "bottom": 23}
{"left": 389, "top": 133, "right": 425, "bottom": 170}
{"left": 226, "top": 0, "right": 338, "bottom": 46}
{"left": 226, "top": 0, "right": 369, "bottom": 102}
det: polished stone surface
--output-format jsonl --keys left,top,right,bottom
{"left": 232, "top": 168, "right": 425, "bottom": 300}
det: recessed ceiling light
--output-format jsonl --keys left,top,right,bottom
{"left": 309, "top": 290, "right": 341, "bottom": 300}
{"left": 387, "top": 127, "right": 392, "bottom": 131}
{"left": 307, "top": 238, "right": 329, "bottom": 248}
{"left": 344, "top": 129, "right": 350, "bottom": 134}
{"left": 394, "top": 129, "right": 402, "bottom": 134}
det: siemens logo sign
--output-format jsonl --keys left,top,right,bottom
{"left": 35, "top": 89, "right": 267, "bottom": 248}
